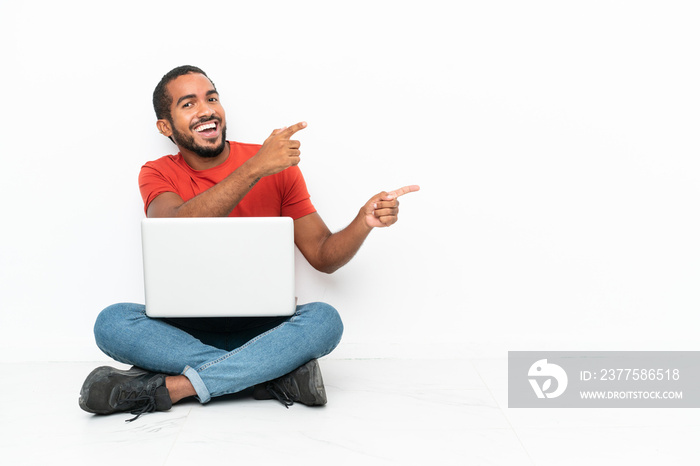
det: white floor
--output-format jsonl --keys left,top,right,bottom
{"left": 2, "top": 358, "right": 698, "bottom": 465}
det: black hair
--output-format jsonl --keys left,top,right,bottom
{"left": 152, "top": 65, "right": 215, "bottom": 121}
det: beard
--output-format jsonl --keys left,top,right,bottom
{"left": 170, "top": 118, "right": 227, "bottom": 158}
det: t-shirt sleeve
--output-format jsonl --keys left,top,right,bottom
{"left": 280, "top": 166, "right": 317, "bottom": 220}
{"left": 138, "top": 162, "right": 178, "bottom": 216}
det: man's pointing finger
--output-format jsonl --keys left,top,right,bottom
{"left": 386, "top": 185, "right": 421, "bottom": 199}
{"left": 282, "top": 121, "right": 308, "bottom": 138}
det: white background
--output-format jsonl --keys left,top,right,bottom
{"left": 1, "top": 0, "right": 699, "bottom": 362}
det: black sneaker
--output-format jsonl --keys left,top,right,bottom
{"left": 79, "top": 366, "right": 172, "bottom": 422}
{"left": 253, "top": 359, "right": 327, "bottom": 408}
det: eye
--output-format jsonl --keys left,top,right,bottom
{"left": 209, "top": 97, "right": 218, "bottom": 103}
{"left": 182, "top": 102, "right": 193, "bottom": 108}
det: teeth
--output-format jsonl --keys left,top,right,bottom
{"left": 195, "top": 122, "right": 216, "bottom": 132}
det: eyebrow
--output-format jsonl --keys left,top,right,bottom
{"left": 175, "top": 90, "right": 219, "bottom": 106}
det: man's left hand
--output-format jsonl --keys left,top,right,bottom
{"left": 362, "top": 185, "right": 420, "bottom": 229}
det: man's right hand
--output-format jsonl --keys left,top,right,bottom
{"left": 250, "top": 121, "right": 307, "bottom": 177}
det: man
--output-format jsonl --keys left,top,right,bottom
{"left": 78, "top": 65, "right": 419, "bottom": 421}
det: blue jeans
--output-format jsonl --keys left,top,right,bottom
{"left": 93, "top": 302, "right": 343, "bottom": 403}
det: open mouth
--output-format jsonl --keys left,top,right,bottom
{"left": 193, "top": 120, "right": 219, "bottom": 138}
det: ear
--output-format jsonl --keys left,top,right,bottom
{"left": 157, "top": 119, "right": 172, "bottom": 137}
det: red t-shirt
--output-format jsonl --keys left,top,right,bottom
{"left": 138, "top": 141, "right": 316, "bottom": 219}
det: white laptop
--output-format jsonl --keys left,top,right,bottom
{"left": 141, "top": 217, "right": 296, "bottom": 317}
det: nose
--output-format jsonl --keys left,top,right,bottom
{"left": 197, "top": 101, "right": 215, "bottom": 119}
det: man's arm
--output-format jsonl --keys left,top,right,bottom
{"left": 147, "top": 122, "right": 307, "bottom": 218}
{"left": 294, "top": 185, "right": 420, "bottom": 274}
